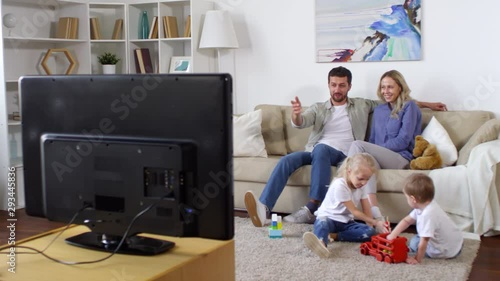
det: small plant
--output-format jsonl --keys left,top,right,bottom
{"left": 97, "top": 52, "right": 120, "bottom": 65}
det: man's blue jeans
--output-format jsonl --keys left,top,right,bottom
{"left": 259, "top": 144, "right": 346, "bottom": 210}
{"left": 314, "top": 217, "right": 375, "bottom": 245}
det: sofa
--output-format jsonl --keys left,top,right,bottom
{"left": 233, "top": 104, "right": 500, "bottom": 234}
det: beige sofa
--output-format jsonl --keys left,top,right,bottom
{"left": 234, "top": 104, "right": 500, "bottom": 226}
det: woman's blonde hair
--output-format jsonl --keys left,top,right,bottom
{"left": 337, "top": 153, "right": 378, "bottom": 179}
{"left": 376, "top": 70, "right": 412, "bottom": 118}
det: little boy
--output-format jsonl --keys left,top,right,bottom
{"left": 387, "top": 173, "right": 463, "bottom": 264}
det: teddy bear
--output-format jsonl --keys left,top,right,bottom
{"left": 410, "top": 135, "right": 443, "bottom": 170}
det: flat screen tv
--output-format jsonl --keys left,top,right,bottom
{"left": 20, "top": 74, "right": 234, "bottom": 255}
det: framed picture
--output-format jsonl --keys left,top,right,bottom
{"left": 169, "top": 56, "right": 192, "bottom": 73}
{"left": 315, "top": 0, "right": 422, "bottom": 62}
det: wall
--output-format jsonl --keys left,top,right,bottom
{"left": 222, "top": 0, "right": 500, "bottom": 117}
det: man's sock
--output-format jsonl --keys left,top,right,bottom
{"left": 306, "top": 201, "right": 320, "bottom": 214}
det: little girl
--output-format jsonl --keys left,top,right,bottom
{"left": 303, "top": 153, "right": 387, "bottom": 258}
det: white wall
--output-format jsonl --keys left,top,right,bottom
{"left": 223, "top": 0, "right": 500, "bottom": 117}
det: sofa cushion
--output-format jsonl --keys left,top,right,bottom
{"left": 255, "top": 105, "right": 287, "bottom": 155}
{"left": 456, "top": 118, "right": 500, "bottom": 165}
{"left": 234, "top": 156, "right": 279, "bottom": 182}
{"left": 233, "top": 156, "right": 337, "bottom": 186}
{"left": 420, "top": 109, "right": 493, "bottom": 151}
{"left": 421, "top": 116, "right": 458, "bottom": 167}
{"left": 377, "top": 169, "right": 431, "bottom": 193}
{"left": 282, "top": 106, "right": 312, "bottom": 153}
{"left": 233, "top": 109, "right": 267, "bottom": 157}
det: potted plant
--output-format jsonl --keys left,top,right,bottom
{"left": 97, "top": 52, "right": 120, "bottom": 74}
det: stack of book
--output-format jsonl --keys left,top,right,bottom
{"left": 133, "top": 48, "right": 154, "bottom": 74}
{"left": 162, "top": 16, "right": 179, "bottom": 38}
{"left": 56, "top": 17, "right": 79, "bottom": 39}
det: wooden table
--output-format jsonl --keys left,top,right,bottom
{"left": 1, "top": 225, "right": 235, "bottom": 281}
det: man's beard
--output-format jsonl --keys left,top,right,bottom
{"left": 332, "top": 93, "right": 347, "bottom": 103}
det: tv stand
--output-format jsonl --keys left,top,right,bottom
{"left": 10, "top": 225, "right": 235, "bottom": 281}
{"left": 65, "top": 232, "right": 175, "bottom": 256}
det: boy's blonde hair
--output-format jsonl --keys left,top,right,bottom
{"left": 402, "top": 173, "right": 435, "bottom": 203}
{"left": 337, "top": 153, "right": 377, "bottom": 179}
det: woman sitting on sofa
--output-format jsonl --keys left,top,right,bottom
{"left": 347, "top": 70, "right": 422, "bottom": 232}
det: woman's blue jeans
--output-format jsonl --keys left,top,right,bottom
{"left": 259, "top": 144, "right": 346, "bottom": 210}
{"left": 314, "top": 216, "right": 375, "bottom": 245}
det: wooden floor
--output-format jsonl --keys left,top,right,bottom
{"left": 1, "top": 209, "right": 499, "bottom": 280}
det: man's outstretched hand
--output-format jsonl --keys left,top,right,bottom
{"left": 291, "top": 96, "right": 303, "bottom": 126}
{"left": 291, "top": 96, "right": 302, "bottom": 113}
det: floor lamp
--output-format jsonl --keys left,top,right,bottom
{"left": 199, "top": 10, "right": 239, "bottom": 72}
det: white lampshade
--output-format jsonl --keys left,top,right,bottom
{"left": 199, "top": 10, "right": 239, "bottom": 49}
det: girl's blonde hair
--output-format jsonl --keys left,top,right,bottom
{"left": 337, "top": 153, "right": 377, "bottom": 179}
{"left": 376, "top": 70, "right": 413, "bottom": 118}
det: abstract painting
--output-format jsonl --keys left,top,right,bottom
{"left": 315, "top": 0, "right": 422, "bottom": 62}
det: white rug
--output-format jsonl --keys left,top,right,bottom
{"left": 234, "top": 217, "right": 480, "bottom": 281}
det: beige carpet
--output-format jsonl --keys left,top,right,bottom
{"left": 234, "top": 217, "right": 480, "bottom": 281}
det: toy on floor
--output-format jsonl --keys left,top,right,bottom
{"left": 360, "top": 233, "right": 408, "bottom": 263}
{"left": 268, "top": 214, "right": 282, "bottom": 238}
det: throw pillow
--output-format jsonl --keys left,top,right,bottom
{"left": 233, "top": 109, "right": 268, "bottom": 157}
{"left": 421, "top": 116, "right": 458, "bottom": 167}
{"left": 255, "top": 105, "right": 287, "bottom": 155}
{"left": 456, "top": 119, "right": 500, "bottom": 165}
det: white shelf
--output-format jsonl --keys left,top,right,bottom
{"left": 160, "top": 37, "right": 190, "bottom": 42}
{"left": 91, "top": 39, "right": 127, "bottom": 43}
{"left": 8, "top": 121, "right": 21, "bottom": 126}
{"left": 4, "top": 37, "right": 87, "bottom": 43}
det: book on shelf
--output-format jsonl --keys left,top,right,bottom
{"left": 148, "top": 16, "right": 159, "bottom": 39}
{"left": 56, "top": 17, "right": 71, "bottom": 39}
{"left": 69, "top": 17, "right": 78, "bottom": 39}
{"left": 133, "top": 48, "right": 154, "bottom": 74}
{"left": 163, "top": 16, "right": 179, "bottom": 38}
{"left": 183, "top": 15, "right": 191, "bottom": 37}
{"left": 162, "top": 16, "right": 168, "bottom": 38}
{"left": 112, "top": 19, "right": 123, "bottom": 40}
{"left": 56, "top": 17, "right": 79, "bottom": 39}
{"left": 90, "top": 17, "right": 101, "bottom": 40}
{"left": 134, "top": 49, "right": 146, "bottom": 73}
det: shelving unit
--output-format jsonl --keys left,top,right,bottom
{"left": 128, "top": 0, "right": 212, "bottom": 74}
{"left": 89, "top": 3, "right": 127, "bottom": 74}
{"left": 0, "top": 0, "right": 214, "bottom": 210}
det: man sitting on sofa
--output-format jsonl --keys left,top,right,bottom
{"left": 244, "top": 66, "right": 447, "bottom": 227}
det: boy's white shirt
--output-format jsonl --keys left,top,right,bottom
{"left": 315, "top": 177, "right": 368, "bottom": 223}
{"left": 410, "top": 200, "right": 464, "bottom": 258}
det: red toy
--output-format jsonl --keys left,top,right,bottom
{"left": 360, "top": 233, "right": 408, "bottom": 263}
